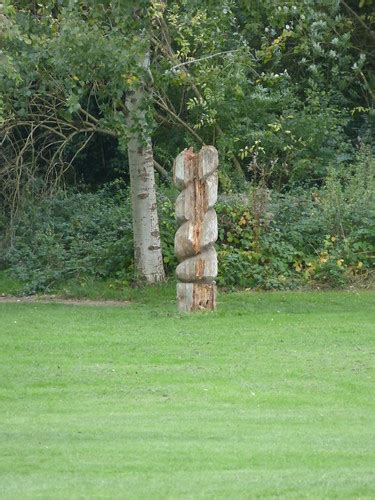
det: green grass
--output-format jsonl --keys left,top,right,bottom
{"left": 1, "top": 288, "right": 374, "bottom": 498}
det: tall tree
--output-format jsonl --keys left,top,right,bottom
{"left": 0, "top": 0, "right": 165, "bottom": 281}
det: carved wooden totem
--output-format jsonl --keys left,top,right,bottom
{"left": 173, "top": 146, "right": 218, "bottom": 312}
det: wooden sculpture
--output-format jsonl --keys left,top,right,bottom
{"left": 173, "top": 146, "right": 218, "bottom": 312}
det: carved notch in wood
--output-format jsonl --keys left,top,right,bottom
{"left": 173, "top": 146, "right": 218, "bottom": 312}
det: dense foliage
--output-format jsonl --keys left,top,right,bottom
{"left": 6, "top": 184, "right": 134, "bottom": 293}
{"left": 7, "top": 149, "right": 374, "bottom": 292}
{"left": 216, "top": 152, "right": 374, "bottom": 289}
{"left": 1, "top": 0, "right": 374, "bottom": 291}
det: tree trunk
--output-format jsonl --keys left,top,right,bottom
{"left": 125, "top": 56, "right": 165, "bottom": 283}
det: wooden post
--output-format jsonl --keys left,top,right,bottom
{"left": 173, "top": 146, "right": 218, "bottom": 312}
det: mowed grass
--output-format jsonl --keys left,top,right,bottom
{"left": 0, "top": 288, "right": 374, "bottom": 498}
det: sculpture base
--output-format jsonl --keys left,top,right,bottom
{"left": 177, "top": 282, "right": 216, "bottom": 313}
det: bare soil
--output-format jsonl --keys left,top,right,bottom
{"left": 0, "top": 295, "right": 130, "bottom": 306}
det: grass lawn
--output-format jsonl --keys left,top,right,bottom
{"left": 0, "top": 287, "right": 374, "bottom": 498}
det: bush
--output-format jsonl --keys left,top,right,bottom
{"left": 216, "top": 150, "right": 374, "bottom": 289}
{"left": 216, "top": 195, "right": 301, "bottom": 289}
{"left": 5, "top": 150, "right": 374, "bottom": 292}
{"left": 158, "top": 191, "right": 178, "bottom": 274}
{"left": 6, "top": 182, "right": 134, "bottom": 293}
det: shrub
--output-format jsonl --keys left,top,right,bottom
{"left": 216, "top": 150, "right": 374, "bottom": 289}
{"left": 158, "top": 191, "right": 178, "bottom": 274}
{"left": 5, "top": 150, "right": 374, "bottom": 292}
{"left": 6, "top": 182, "right": 134, "bottom": 293}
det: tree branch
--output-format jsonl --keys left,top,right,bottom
{"left": 169, "top": 49, "right": 244, "bottom": 71}
{"left": 153, "top": 160, "right": 170, "bottom": 180}
{"left": 340, "top": 0, "right": 375, "bottom": 38}
{"left": 154, "top": 94, "right": 204, "bottom": 145}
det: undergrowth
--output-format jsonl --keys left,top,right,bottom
{"left": 2, "top": 151, "right": 374, "bottom": 295}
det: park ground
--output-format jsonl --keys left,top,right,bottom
{"left": 0, "top": 285, "right": 374, "bottom": 498}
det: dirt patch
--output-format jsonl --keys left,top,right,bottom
{"left": 0, "top": 295, "right": 130, "bottom": 307}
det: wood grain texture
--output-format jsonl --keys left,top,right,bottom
{"left": 176, "top": 282, "right": 216, "bottom": 313}
{"left": 173, "top": 146, "right": 218, "bottom": 312}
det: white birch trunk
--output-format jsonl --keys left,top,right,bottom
{"left": 125, "top": 55, "right": 165, "bottom": 283}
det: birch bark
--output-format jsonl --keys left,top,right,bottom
{"left": 125, "top": 53, "right": 165, "bottom": 282}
